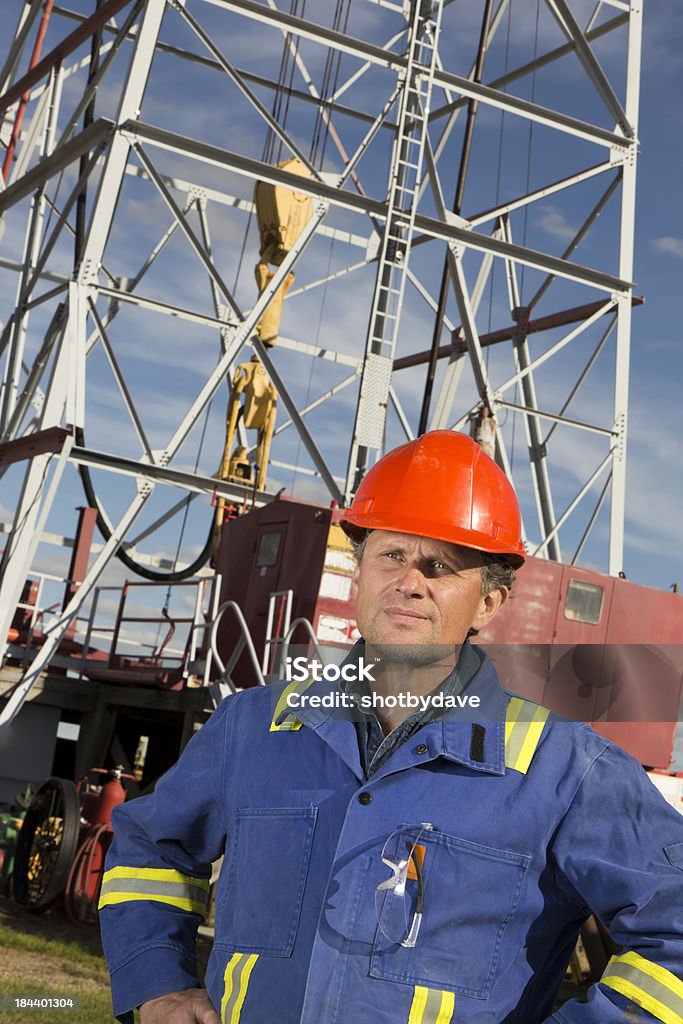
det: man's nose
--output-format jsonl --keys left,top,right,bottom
{"left": 395, "top": 564, "right": 427, "bottom": 597}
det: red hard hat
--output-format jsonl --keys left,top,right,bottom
{"left": 340, "top": 430, "right": 525, "bottom": 566}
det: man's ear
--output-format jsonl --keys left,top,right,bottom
{"left": 470, "top": 586, "right": 509, "bottom": 632}
{"left": 350, "top": 562, "right": 360, "bottom": 604}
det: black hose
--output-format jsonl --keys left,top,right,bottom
{"left": 75, "top": 427, "right": 214, "bottom": 582}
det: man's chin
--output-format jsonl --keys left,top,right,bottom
{"left": 365, "top": 642, "right": 458, "bottom": 668}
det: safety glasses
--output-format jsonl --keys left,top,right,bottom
{"left": 375, "top": 822, "right": 433, "bottom": 947}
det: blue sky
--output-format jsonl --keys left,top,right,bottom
{"left": 1, "top": 0, "right": 682, "bottom": 624}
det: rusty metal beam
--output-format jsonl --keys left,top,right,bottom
{"left": 0, "top": 426, "right": 73, "bottom": 468}
{"left": 393, "top": 296, "right": 644, "bottom": 371}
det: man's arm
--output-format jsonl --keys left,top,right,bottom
{"left": 99, "top": 696, "right": 233, "bottom": 1024}
{"left": 546, "top": 741, "right": 683, "bottom": 1024}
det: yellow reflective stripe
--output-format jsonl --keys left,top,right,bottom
{"left": 221, "top": 954, "right": 239, "bottom": 1023}
{"left": 603, "top": 976, "right": 682, "bottom": 1024}
{"left": 101, "top": 866, "right": 210, "bottom": 890}
{"left": 98, "top": 891, "right": 208, "bottom": 915}
{"left": 98, "top": 866, "right": 210, "bottom": 915}
{"left": 602, "top": 952, "right": 683, "bottom": 1024}
{"left": 435, "top": 990, "right": 455, "bottom": 1023}
{"left": 221, "top": 953, "right": 259, "bottom": 1024}
{"left": 616, "top": 951, "right": 683, "bottom": 1000}
{"left": 408, "top": 986, "right": 429, "bottom": 1024}
{"left": 505, "top": 697, "right": 550, "bottom": 774}
{"left": 269, "top": 678, "right": 313, "bottom": 731}
{"left": 505, "top": 695, "right": 523, "bottom": 745}
{"left": 408, "top": 986, "right": 455, "bottom": 1024}
{"left": 515, "top": 705, "right": 550, "bottom": 773}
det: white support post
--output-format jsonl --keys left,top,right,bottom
{"left": 0, "top": 332, "right": 73, "bottom": 665}
{"left": 76, "top": 0, "right": 167, "bottom": 286}
{"left": 609, "top": 0, "right": 642, "bottom": 577}
{"left": 501, "top": 217, "right": 559, "bottom": 561}
{"left": 0, "top": 66, "right": 63, "bottom": 435}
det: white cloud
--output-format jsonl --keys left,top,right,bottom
{"left": 536, "top": 206, "right": 577, "bottom": 243}
{"left": 650, "top": 236, "right": 683, "bottom": 259}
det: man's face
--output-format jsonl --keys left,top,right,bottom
{"left": 351, "top": 530, "right": 507, "bottom": 664}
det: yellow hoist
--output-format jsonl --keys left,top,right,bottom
{"left": 212, "top": 159, "right": 312, "bottom": 552}
{"left": 253, "top": 157, "right": 312, "bottom": 348}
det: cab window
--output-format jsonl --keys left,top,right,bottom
{"left": 563, "top": 579, "right": 603, "bottom": 624}
{"left": 256, "top": 531, "right": 281, "bottom": 567}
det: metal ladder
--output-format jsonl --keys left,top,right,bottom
{"left": 346, "top": 0, "right": 443, "bottom": 497}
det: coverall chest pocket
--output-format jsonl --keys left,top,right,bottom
{"left": 216, "top": 806, "right": 317, "bottom": 956}
{"left": 370, "top": 830, "right": 530, "bottom": 998}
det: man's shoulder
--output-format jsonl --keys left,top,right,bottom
{"left": 215, "top": 677, "right": 311, "bottom": 730}
{"left": 502, "top": 688, "right": 616, "bottom": 773}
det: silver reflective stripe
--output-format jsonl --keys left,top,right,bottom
{"left": 602, "top": 953, "right": 683, "bottom": 1024}
{"left": 422, "top": 987, "right": 448, "bottom": 1023}
{"left": 99, "top": 876, "right": 209, "bottom": 906}
{"left": 408, "top": 985, "right": 455, "bottom": 1024}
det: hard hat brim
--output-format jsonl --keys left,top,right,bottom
{"left": 339, "top": 514, "right": 525, "bottom": 568}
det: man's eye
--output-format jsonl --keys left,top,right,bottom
{"left": 431, "top": 561, "right": 451, "bottom": 572}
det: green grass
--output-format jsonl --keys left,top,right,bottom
{"left": 0, "top": 924, "right": 105, "bottom": 971}
{"left": 0, "top": 899, "right": 113, "bottom": 1021}
{"left": 0, "top": 897, "right": 213, "bottom": 1022}
{"left": 0, "top": 982, "right": 114, "bottom": 1023}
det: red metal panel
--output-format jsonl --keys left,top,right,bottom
{"left": 63, "top": 507, "right": 98, "bottom": 641}
{"left": 552, "top": 566, "right": 614, "bottom": 646}
{"left": 592, "top": 578, "right": 683, "bottom": 767}
{"left": 478, "top": 557, "right": 563, "bottom": 645}
{"left": 478, "top": 557, "right": 563, "bottom": 706}
{"left": 480, "top": 558, "right": 683, "bottom": 769}
{"left": 214, "top": 498, "right": 332, "bottom": 686}
{"left": 607, "top": 575, "right": 683, "bottom": 644}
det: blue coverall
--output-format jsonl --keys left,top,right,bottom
{"left": 99, "top": 648, "right": 683, "bottom": 1024}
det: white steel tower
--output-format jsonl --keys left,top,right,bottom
{"left": 0, "top": 0, "right": 642, "bottom": 719}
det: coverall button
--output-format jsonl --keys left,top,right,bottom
{"left": 357, "top": 792, "right": 373, "bottom": 805}
{"left": 416, "top": 744, "right": 428, "bottom": 754}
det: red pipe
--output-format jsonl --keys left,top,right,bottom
{"left": 2, "top": 0, "right": 55, "bottom": 183}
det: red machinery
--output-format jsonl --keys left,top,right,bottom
{"left": 214, "top": 496, "right": 683, "bottom": 774}
{"left": 213, "top": 496, "right": 359, "bottom": 685}
{"left": 12, "top": 766, "right": 134, "bottom": 923}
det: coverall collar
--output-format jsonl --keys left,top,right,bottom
{"left": 275, "top": 643, "right": 508, "bottom": 779}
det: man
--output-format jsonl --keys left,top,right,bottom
{"left": 99, "top": 431, "right": 683, "bottom": 1024}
